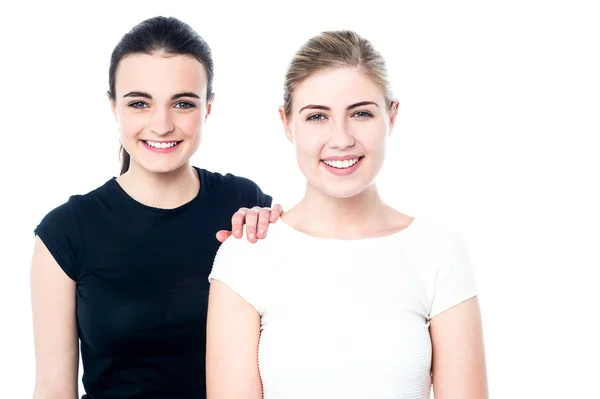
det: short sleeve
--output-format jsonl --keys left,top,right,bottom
{"left": 34, "top": 198, "right": 82, "bottom": 281}
{"left": 208, "top": 235, "right": 263, "bottom": 312}
{"left": 428, "top": 233, "right": 478, "bottom": 319}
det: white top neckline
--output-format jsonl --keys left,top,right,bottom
{"left": 276, "top": 215, "right": 419, "bottom": 243}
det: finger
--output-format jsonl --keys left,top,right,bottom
{"left": 215, "top": 230, "right": 232, "bottom": 243}
{"left": 245, "top": 208, "right": 260, "bottom": 243}
{"left": 270, "top": 204, "right": 284, "bottom": 222}
{"left": 231, "top": 208, "right": 248, "bottom": 238}
{"left": 256, "top": 208, "right": 272, "bottom": 239}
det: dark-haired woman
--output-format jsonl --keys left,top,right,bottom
{"left": 30, "top": 16, "right": 281, "bottom": 399}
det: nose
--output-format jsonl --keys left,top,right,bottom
{"left": 328, "top": 120, "right": 355, "bottom": 149}
{"left": 149, "top": 107, "right": 175, "bottom": 136}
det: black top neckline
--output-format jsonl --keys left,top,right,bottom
{"left": 107, "top": 166, "right": 205, "bottom": 214}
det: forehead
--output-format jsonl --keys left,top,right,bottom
{"left": 114, "top": 53, "right": 207, "bottom": 98}
{"left": 293, "top": 67, "right": 385, "bottom": 109}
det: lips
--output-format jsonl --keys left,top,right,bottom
{"left": 141, "top": 140, "right": 183, "bottom": 153}
{"left": 143, "top": 140, "right": 182, "bottom": 149}
{"left": 321, "top": 156, "right": 364, "bottom": 175}
{"left": 322, "top": 157, "right": 361, "bottom": 169}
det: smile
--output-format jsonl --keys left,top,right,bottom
{"left": 142, "top": 140, "right": 183, "bottom": 154}
{"left": 321, "top": 156, "right": 364, "bottom": 176}
{"left": 322, "top": 157, "right": 362, "bottom": 169}
{"left": 144, "top": 140, "right": 181, "bottom": 149}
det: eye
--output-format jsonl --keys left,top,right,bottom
{"left": 174, "top": 101, "right": 196, "bottom": 109}
{"left": 306, "top": 113, "right": 327, "bottom": 122}
{"left": 128, "top": 101, "right": 148, "bottom": 109}
{"left": 352, "top": 111, "right": 373, "bottom": 119}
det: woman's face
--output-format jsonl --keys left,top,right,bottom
{"left": 281, "top": 67, "right": 398, "bottom": 199}
{"left": 111, "top": 53, "right": 212, "bottom": 174}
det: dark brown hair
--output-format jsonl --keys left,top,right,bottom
{"left": 107, "top": 16, "right": 214, "bottom": 175}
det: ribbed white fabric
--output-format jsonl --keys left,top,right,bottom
{"left": 209, "top": 217, "right": 477, "bottom": 399}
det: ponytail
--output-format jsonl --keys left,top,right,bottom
{"left": 120, "top": 145, "right": 130, "bottom": 175}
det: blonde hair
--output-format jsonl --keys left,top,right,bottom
{"left": 283, "top": 30, "right": 394, "bottom": 119}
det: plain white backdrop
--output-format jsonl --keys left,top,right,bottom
{"left": 1, "top": 0, "right": 599, "bottom": 397}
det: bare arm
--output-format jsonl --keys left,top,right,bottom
{"left": 206, "top": 279, "right": 262, "bottom": 399}
{"left": 430, "top": 297, "right": 488, "bottom": 399}
{"left": 31, "top": 236, "right": 79, "bottom": 399}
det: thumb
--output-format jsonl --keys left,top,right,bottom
{"left": 216, "top": 230, "right": 232, "bottom": 243}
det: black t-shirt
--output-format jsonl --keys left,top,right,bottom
{"left": 34, "top": 167, "right": 272, "bottom": 399}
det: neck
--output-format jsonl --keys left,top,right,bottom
{"left": 285, "top": 182, "right": 409, "bottom": 239}
{"left": 116, "top": 162, "right": 199, "bottom": 209}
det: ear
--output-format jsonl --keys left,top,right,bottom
{"left": 279, "top": 106, "right": 293, "bottom": 143}
{"left": 388, "top": 100, "right": 400, "bottom": 136}
{"left": 205, "top": 93, "right": 215, "bottom": 121}
{"left": 107, "top": 91, "right": 117, "bottom": 120}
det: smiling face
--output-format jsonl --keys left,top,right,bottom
{"left": 281, "top": 66, "right": 398, "bottom": 199}
{"left": 110, "top": 53, "right": 212, "bottom": 174}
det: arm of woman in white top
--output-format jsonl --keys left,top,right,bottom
{"left": 430, "top": 296, "right": 488, "bottom": 399}
{"left": 30, "top": 236, "right": 79, "bottom": 399}
{"left": 206, "top": 279, "right": 262, "bottom": 399}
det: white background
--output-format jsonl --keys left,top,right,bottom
{"left": 1, "top": 0, "right": 599, "bottom": 397}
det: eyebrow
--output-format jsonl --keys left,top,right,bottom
{"left": 299, "top": 101, "right": 379, "bottom": 113}
{"left": 122, "top": 91, "right": 201, "bottom": 100}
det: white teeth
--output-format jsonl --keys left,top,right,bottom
{"left": 145, "top": 141, "right": 179, "bottom": 148}
{"left": 323, "top": 158, "right": 360, "bottom": 169}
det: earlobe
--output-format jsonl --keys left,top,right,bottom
{"left": 388, "top": 100, "right": 400, "bottom": 135}
{"left": 205, "top": 93, "right": 215, "bottom": 121}
{"left": 107, "top": 91, "right": 117, "bottom": 120}
{"left": 279, "top": 106, "right": 293, "bottom": 143}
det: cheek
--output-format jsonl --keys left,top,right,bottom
{"left": 294, "top": 127, "right": 325, "bottom": 159}
{"left": 364, "top": 134, "right": 387, "bottom": 152}
{"left": 118, "top": 112, "right": 147, "bottom": 138}
{"left": 359, "top": 122, "right": 388, "bottom": 152}
{"left": 176, "top": 112, "right": 203, "bottom": 137}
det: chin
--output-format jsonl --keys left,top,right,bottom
{"left": 320, "top": 184, "right": 370, "bottom": 200}
{"left": 138, "top": 160, "right": 188, "bottom": 175}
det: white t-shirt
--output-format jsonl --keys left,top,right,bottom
{"left": 208, "top": 217, "right": 478, "bottom": 399}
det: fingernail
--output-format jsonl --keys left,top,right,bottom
{"left": 234, "top": 230, "right": 241, "bottom": 236}
{"left": 258, "top": 229, "right": 265, "bottom": 236}
{"left": 249, "top": 233, "right": 255, "bottom": 239}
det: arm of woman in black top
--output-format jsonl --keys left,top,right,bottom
{"left": 30, "top": 236, "right": 79, "bottom": 399}
{"left": 31, "top": 200, "right": 82, "bottom": 399}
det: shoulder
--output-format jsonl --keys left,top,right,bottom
{"left": 216, "top": 222, "right": 286, "bottom": 259}
{"left": 211, "top": 222, "right": 288, "bottom": 275}
{"left": 198, "top": 167, "right": 263, "bottom": 192}
{"left": 208, "top": 225, "right": 286, "bottom": 309}
{"left": 413, "top": 219, "right": 478, "bottom": 318}
{"left": 392, "top": 217, "right": 471, "bottom": 280}
{"left": 196, "top": 167, "right": 272, "bottom": 208}
{"left": 35, "top": 195, "right": 81, "bottom": 234}
{"left": 35, "top": 178, "right": 118, "bottom": 239}
{"left": 33, "top": 179, "right": 120, "bottom": 280}
{"left": 405, "top": 217, "right": 464, "bottom": 255}
{"left": 36, "top": 179, "right": 115, "bottom": 223}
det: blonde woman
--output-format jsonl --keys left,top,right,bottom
{"left": 206, "top": 31, "right": 488, "bottom": 398}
